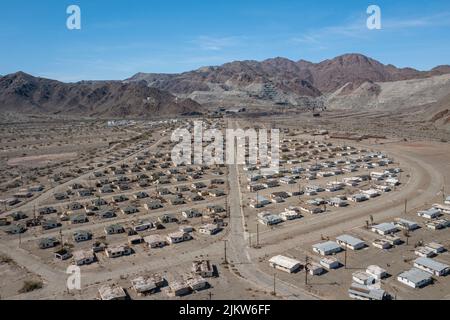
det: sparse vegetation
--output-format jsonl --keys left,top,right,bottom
{"left": 19, "top": 280, "right": 43, "bottom": 293}
{"left": 0, "top": 254, "right": 13, "bottom": 264}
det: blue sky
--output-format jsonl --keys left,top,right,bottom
{"left": 1, "top": 0, "right": 450, "bottom": 82}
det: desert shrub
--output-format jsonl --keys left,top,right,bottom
{"left": 0, "top": 254, "right": 13, "bottom": 264}
{"left": 19, "top": 280, "right": 43, "bottom": 293}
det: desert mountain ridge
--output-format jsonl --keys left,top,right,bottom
{"left": 0, "top": 71, "right": 202, "bottom": 118}
{"left": 1, "top": 53, "right": 450, "bottom": 121}
{"left": 127, "top": 53, "right": 450, "bottom": 100}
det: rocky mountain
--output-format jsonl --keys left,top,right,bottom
{"left": 427, "top": 93, "right": 450, "bottom": 129}
{"left": 327, "top": 73, "right": 450, "bottom": 110}
{"left": 0, "top": 72, "right": 202, "bottom": 118}
{"left": 2, "top": 54, "right": 449, "bottom": 119}
{"left": 127, "top": 54, "right": 450, "bottom": 105}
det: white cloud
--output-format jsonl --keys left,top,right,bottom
{"left": 289, "top": 11, "right": 450, "bottom": 48}
{"left": 383, "top": 12, "right": 450, "bottom": 29}
{"left": 191, "top": 35, "right": 244, "bottom": 51}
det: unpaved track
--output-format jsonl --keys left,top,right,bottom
{"left": 1, "top": 132, "right": 164, "bottom": 218}
{"left": 1, "top": 122, "right": 448, "bottom": 300}
{"left": 226, "top": 120, "right": 318, "bottom": 300}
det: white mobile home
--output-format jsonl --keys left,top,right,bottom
{"left": 415, "top": 247, "right": 436, "bottom": 258}
{"left": 144, "top": 235, "right": 167, "bottom": 248}
{"left": 397, "top": 268, "right": 432, "bottom": 288}
{"left": 257, "top": 212, "right": 283, "bottom": 226}
{"left": 98, "top": 284, "right": 127, "bottom": 300}
{"left": 279, "top": 210, "right": 301, "bottom": 221}
{"left": 371, "top": 223, "right": 398, "bottom": 235}
{"left": 372, "top": 239, "right": 392, "bottom": 249}
{"left": 313, "top": 241, "right": 342, "bottom": 256}
{"left": 186, "top": 275, "right": 209, "bottom": 291}
{"left": 105, "top": 245, "right": 132, "bottom": 258}
{"left": 198, "top": 224, "right": 222, "bottom": 235}
{"left": 166, "top": 232, "right": 192, "bottom": 244}
{"left": 417, "top": 208, "right": 442, "bottom": 219}
{"left": 269, "top": 255, "right": 301, "bottom": 273}
{"left": 73, "top": 250, "right": 95, "bottom": 266}
{"left": 425, "top": 242, "right": 445, "bottom": 254}
{"left": 414, "top": 257, "right": 449, "bottom": 276}
{"left": 308, "top": 262, "right": 324, "bottom": 275}
{"left": 432, "top": 204, "right": 450, "bottom": 214}
{"left": 445, "top": 196, "right": 450, "bottom": 205}
{"left": 366, "top": 265, "right": 387, "bottom": 280}
{"left": 352, "top": 271, "right": 376, "bottom": 286}
{"left": 336, "top": 235, "right": 365, "bottom": 250}
{"left": 131, "top": 276, "right": 158, "bottom": 295}
{"left": 394, "top": 218, "right": 419, "bottom": 231}
{"left": 348, "top": 283, "right": 388, "bottom": 301}
{"left": 320, "top": 257, "right": 340, "bottom": 270}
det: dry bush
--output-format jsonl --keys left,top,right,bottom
{"left": 19, "top": 280, "right": 43, "bottom": 293}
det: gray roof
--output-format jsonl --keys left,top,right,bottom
{"left": 349, "top": 283, "right": 386, "bottom": 300}
{"left": 414, "top": 257, "right": 449, "bottom": 272}
{"left": 74, "top": 230, "right": 91, "bottom": 237}
{"left": 419, "top": 208, "right": 441, "bottom": 216}
{"left": 372, "top": 223, "right": 397, "bottom": 232}
{"left": 313, "top": 241, "right": 341, "bottom": 253}
{"left": 336, "top": 234, "right": 365, "bottom": 247}
{"left": 395, "top": 218, "right": 418, "bottom": 226}
{"left": 398, "top": 268, "right": 432, "bottom": 284}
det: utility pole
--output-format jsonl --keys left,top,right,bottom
{"left": 256, "top": 222, "right": 259, "bottom": 248}
{"left": 225, "top": 198, "right": 229, "bottom": 218}
{"left": 223, "top": 240, "right": 228, "bottom": 264}
{"left": 344, "top": 247, "right": 348, "bottom": 269}
{"left": 404, "top": 199, "right": 407, "bottom": 215}
{"left": 256, "top": 190, "right": 259, "bottom": 208}
{"left": 304, "top": 256, "right": 311, "bottom": 285}
{"left": 272, "top": 273, "right": 276, "bottom": 296}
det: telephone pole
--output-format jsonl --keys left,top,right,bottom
{"left": 344, "top": 247, "right": 348, "bottom": 269}
{"left": 256, "top": 190, "right": 259, "bottom": 208}
{"left": 223, "top": 240, "right": 228, "bottom": 264}
{"left": 256, "top": 222, "right": 260, "bottom": 248}
{"left": 60, "top": 229, "right": 64, "bottom": 250}
{"left": 304, "top": 256, "right": 311, "bottom": 285}
{"left": 225, "top": 198, "right": 229, "bottom": 219}
{"left": 272, "top": 273, "right": 276, "bottom": 295}
{"left": 404, "top": 199, "right": 407, "bottom": 215}
{"left": 298, "top": 183, "right": 302, "bottom": 199}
